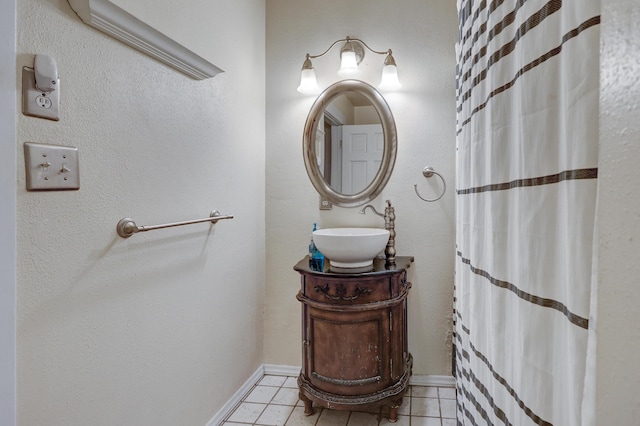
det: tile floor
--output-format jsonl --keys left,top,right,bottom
{"left": 221, "top": 374, "right": 457, "bottom": 425}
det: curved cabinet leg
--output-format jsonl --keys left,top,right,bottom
{"left": 299, "top": 392, "right": 314, "bottom": 416}
{"left": 388, "top": 397, "right": 403, "bottom": 422}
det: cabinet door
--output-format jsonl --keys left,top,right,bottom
{"left": 305, "top": 306, "right": 390, "bottom": 396}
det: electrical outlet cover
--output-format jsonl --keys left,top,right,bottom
{"left": 24, "top": 142, "right": 79, "bottom": 191}
{"left": 22, "top": 67, "right": 60, "bottom": 121}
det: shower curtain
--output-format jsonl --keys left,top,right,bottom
{"left": 454, "top": 1, "right": 600, "bottom": 425}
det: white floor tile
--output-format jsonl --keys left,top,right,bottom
{"left": 411, "top": 416, "right": 443, "bottom": 426}
{"left": 256, "top": 404, "right": 295, "bottom": 425}
{"left": 438, "top": 387, "right": 457, "bottom": 399}
{"left": 245, "top": 385, "right": 280, "bottom": 404}
{"left": 316, "top": 408, "right": 350, "bottom": 425}
{"left": 272, "top": 387, "right": 301, "bottom": 406}
{"left": 226, "top": 402, "right": 266, "bottom": 423}
{"left": 283, "top": 376, "right": 298, "bottom": 388}
{"left": 412, "top": 397, "right": 441, "bottom": 417}
{"left": 412, "top": 386, "right": 439, "bottom": 398}
{"left": 260, "top": 375, "right": 288, "bottom": 387}
{"left": 440, "top": 398, "right": 457, "bottom": 419}
{"left": 285, "top": 406, "right": 321, "bottom": 425}
{"left": 224, "top": 375, "right": 460, "bottom": 425}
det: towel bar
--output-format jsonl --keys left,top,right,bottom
{"left": 116, "top": 210, "right": 233, "bottom": 238}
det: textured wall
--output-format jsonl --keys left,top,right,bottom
{"left": 1, "top": 0, "right": 17, "bottom": 425}
{"left": 596, "top": 0, "right": 640, "bottom": 422}
{"left": 8, "top": 1, "right": 640, "bottom": 424}
{"left": 16, "top": 1, "right": 265, "bottom": 425}
{"left": 265, "top": 0, "right": 458, "bottom": 376}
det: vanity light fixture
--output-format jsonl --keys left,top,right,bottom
{"left": 297, "top": 36, "right": 401, "bottom": 94}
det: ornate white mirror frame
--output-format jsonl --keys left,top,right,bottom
{"left": 67, "top": 0, "right": 223, "bottom": 80}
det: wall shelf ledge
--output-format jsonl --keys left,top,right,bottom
{"left": 67, "top": 0, "right": 223, "bottom": 80}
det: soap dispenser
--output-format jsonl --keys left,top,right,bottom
{"left": 308, "top": 223, "right": 325, "bottom": 271}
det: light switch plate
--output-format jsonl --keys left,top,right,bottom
{"left": 24, "top": 142, "right": 79, "bottom": 191}
{"left": 22, "top": 67, "right": 60, "bottom": 121}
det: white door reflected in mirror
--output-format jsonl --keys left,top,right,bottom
{"left": 315, "top": 92, "right": 384, "bottom": 196}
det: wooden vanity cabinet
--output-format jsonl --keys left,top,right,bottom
{"left": 294, "top": 256, "right": 413, "bottom": 422}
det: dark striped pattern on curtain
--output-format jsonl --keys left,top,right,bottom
{"left": 454, "top": 0, "right": 600, "bottom": 424}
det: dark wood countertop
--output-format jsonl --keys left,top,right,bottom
{"left": 294, "top": 255, "right": 414, "bottom": 277}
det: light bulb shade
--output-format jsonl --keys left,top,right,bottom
{"left": 338, "top": 41, "right": 359, "bottom": 76}
{"left": 297, "top": 68, "right": 319, "bottom": 94}
{"left": 379, "top": 52, "right": 401, "bottom": 90}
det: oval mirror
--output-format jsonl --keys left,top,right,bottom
{"left": 303, "top": 80, "right": 397, "bottom": 207}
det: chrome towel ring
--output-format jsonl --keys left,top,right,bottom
{"left": 414, "top": 166, "right": 446, "bottom": 202}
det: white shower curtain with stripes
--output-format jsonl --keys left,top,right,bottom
{"left": 454, "top": 1, "right": 600, "bottom": 425}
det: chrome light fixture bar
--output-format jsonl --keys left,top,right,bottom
{"left": 297, "top": 36, "right": 401, "bottom": 94}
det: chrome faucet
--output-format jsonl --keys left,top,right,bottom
{"left": 360, "top": 199, "right": 396, "bottom": 266}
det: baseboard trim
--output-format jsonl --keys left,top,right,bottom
{"left": 207, "top": 364, "right": 455, "bottom": 425}
{"left": 263, "top": 364, "right": 300, "bottom": 377}
{"left": 409, "top": 374, "right": 456, "bottom": 387}
{"left": 206, "top": 365, "right": 265, "bottom": 426}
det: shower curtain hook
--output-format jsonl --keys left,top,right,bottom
{"left": 414, "top": 166, "right": 446, "bottom": 202}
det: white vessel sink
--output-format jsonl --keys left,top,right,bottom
{"left": 313, "top": 227, "right": 390, "bottom": 269}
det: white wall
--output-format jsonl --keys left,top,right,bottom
{"left": 265, "top": 0, "right": 458, "bottom": 376}
{"left": 14, "top": 2, "right": 640, "bottom": 424}
{"left": 1, "top": 0, "right": 17, "bottom": 424}
{"left": 16, "top": 1, "right": 265, "bottom": 425}
{"left": 596, "top": 0, "right": 640, "bottom": 422}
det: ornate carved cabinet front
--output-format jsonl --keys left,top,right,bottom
{"left": 294, "top": 256, "right": 414, "bottom": 422}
